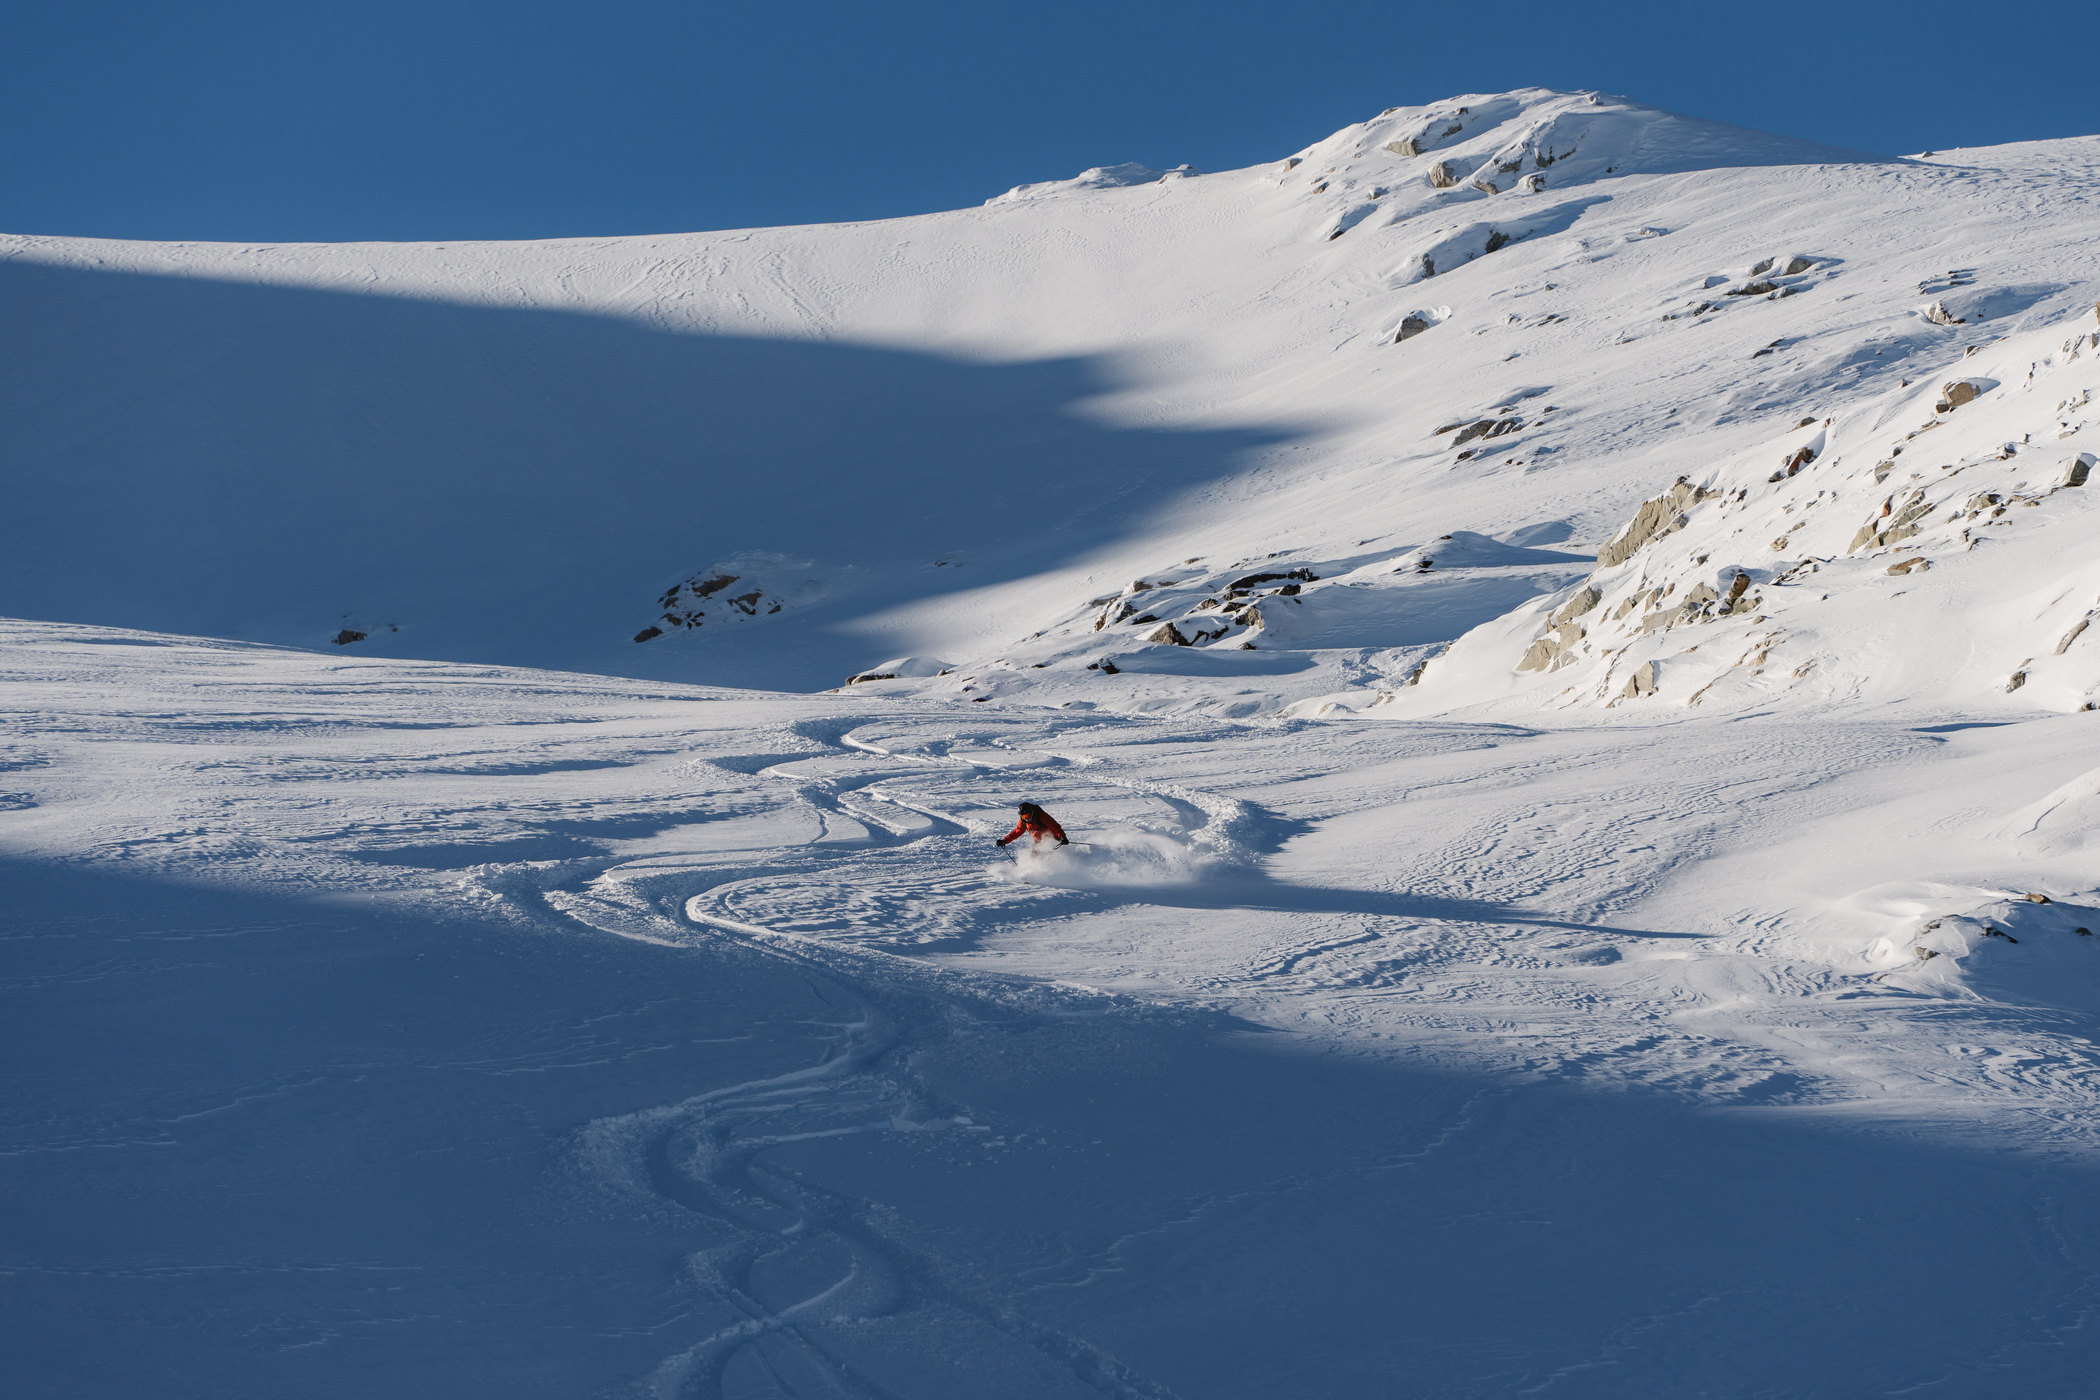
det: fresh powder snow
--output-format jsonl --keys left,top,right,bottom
{"left": 5, "top": 89, "right": 2100, "bottom": 1397}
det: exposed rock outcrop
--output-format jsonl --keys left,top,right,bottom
{"left": 1515, "top": 586, "right": 1617, "bottom": 673}
{"left": 1639, "top": 583, "right": 1721, "bottom": 633}
{"left": 1450, "top": 417, "right": 1524, "bottom": 448}
{"left": 1228, "top": 567, "right": 1316, "bottom": 591}
{"left": 1848, "top": 489, "right": 1934, "bottom": 552}
{"left": 1551, "top": 585, "right": 1602, "bottom": 626}
{"left": 1768, "top": 444, "right": 1816, "bottom": 481}
{"left": 1398, "top": 301, "right": 2100, "bottom": 718}
{"left": 843, "top": 656, "right": 953, "bottom": 686}
{"left": 1937, "top": 379, "right": 1986, "bottom": 412}
{"left": 1517, "top": 620, "right": 1588, "bottom": 672}
{"left": 1427, "top": 162, "right": 1459, "bottom": 189}
{"left": 1597, "top": 479, "right": 1715, "bottom": 567}
{"left": 647, "top": 555, "right": 815, "bottom": 638}
{"left": 1095, "top": 598, "right": 1137, "bottom": 630}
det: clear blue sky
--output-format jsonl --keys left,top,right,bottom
{"left": 6, "top": 0, "right": 2096, "bottom": 243}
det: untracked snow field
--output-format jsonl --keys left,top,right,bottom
{"left": 6, "top": 620, "right": 2099, "bottom": 1398}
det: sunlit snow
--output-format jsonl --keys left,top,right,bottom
{"left": 6, "top": 89, "right": 2100, "bottom": 1396}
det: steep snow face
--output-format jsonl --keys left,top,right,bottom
{"left": 859, "top": 309, "right": 2100, "bottom": 721}
{"left": 2, "top": 88, "right": 2097, "bottom": 705}
{"left": 1342, "top": 312, "right": 2100, "bottom": 719}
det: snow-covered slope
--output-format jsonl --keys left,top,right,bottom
{"left": 8, "top": 619, "right": 2100, "bottom": 1397}
{"left": 1367, "top": 321, "right": 2100, "bottom": 719}
{"left": 7, "top": 88, "right": 2097, "bottom": 703}
{"left": 11, "top": 91, "right": 2100, "bottom": 1397}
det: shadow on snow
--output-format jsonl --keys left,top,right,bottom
{"left": 5, "top": 853, "right": 2098, "bottom": 1398}
{"left": 0, "top": 260, "right": 1305, "bottom": 690}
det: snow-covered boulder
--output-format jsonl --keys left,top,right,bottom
{"left": 843, "top": 655, "right": 953, "bottom": 685}
{"left": 635, "top": 553, "right": 826, "bottom": 644}
{"left": 985, "top": 162, "right": 1197, "bottom": 203}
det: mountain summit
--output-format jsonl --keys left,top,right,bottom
{"left": 2, "top": 89, "right": 2095, "bottom": 709}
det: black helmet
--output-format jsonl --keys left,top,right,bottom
{"left": 1017, "top": 801, "right": 1041, "bottom": 814}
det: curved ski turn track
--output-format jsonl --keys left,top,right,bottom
{"left": 5, "top": 622, "right": 2100, "bottom": 1398}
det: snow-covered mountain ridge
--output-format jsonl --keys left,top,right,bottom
{"left": 850, "top": 309, "right": 2100, "bottom": 720}
{"left": 6, "top": 87, "right": 2098, "bottom": 707}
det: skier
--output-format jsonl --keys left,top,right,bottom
{"left": 996, "top": 801, "right": 1069, "bottom": 849}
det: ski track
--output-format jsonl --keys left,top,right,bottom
{"left": 545, "top": 833, "right": 1203, "bottom": 1395}
{"left": 541, "top": 701, "right": 2100, "bottom": 1160}
{"left": 574, "top": 956, "right": 1193, "bottom": 1400}
{"left": 14, "top": 94, "right": 2100, "bottom": 1396}
{"left": 10, "top": 626, "right": 2100, "bottom": 1392}
{"left": 15, "top": 624, "right": 2100, "bottom": 1150}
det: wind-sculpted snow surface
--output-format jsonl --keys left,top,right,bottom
{"left": 7, "top": 620, "right": 2100, "bottom": 1395}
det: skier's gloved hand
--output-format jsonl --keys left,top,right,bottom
{"left": 1057, "top": 839, "right": 1070, "bottom": 846}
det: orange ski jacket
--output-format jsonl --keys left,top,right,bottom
{"left": 997, "top": 810, "right": 1068, "bottom": 846}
